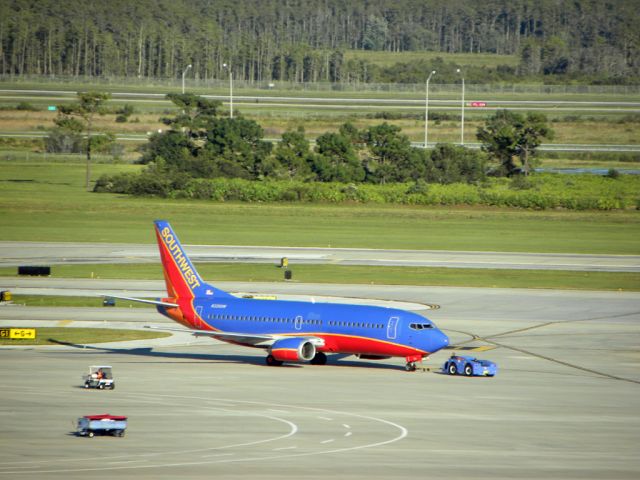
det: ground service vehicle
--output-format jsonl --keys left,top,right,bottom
{"left": 443, "top": 354, "right": 497, "bottom": 377}
{"left": 77, "top": 414, "right": 127, "bottom": 437}
{"left": 82, "top": 366, "right": 115, "bottom": 389}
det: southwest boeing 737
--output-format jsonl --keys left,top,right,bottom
{"left": 113, "top": 220, "right": 449, "bottom": 371}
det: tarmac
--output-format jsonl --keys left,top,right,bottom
{"left": 2, "top": 241, "right": 639, "bottom": 271}
{"left": 1, "top": 282, "right": 639, "bottom": 479}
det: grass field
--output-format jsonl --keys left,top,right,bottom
{"left": 0, "top": 327, "right": 170, "bottom": 345}
{"left": 10, "top": 294, "right": 151, "bottom": 308}
{"left": 1, "top": 161, "right": 639, "bottom": 254}
{"left": 3, "top": 262, "right": 638, "bottom": 291}
{"left": 1, "top": 107, "right": 639, "bottom": 151}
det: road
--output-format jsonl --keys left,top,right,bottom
{"left": 3, "top": 87, "right": 640, "bottom": 152}
{"left": 2, "top": 241, "right": 639, "bottom": 272}
{"left": 1, "top": 282, "right": 639, "bottom": 479}
{"left": 2, "top": 88, "right": 640, "bottom": 110}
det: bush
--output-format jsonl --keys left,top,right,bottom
{"left": 93, "top": 170, "right": 640, "bottom": 211}
{"left": 510, "top": 175, "right": 534, "bottom": 190}
{"left": 45, "top": 129, "right": 83, "bottom": 153}
{"left": 93, "top": 173, "right": 134, "bottom": 193}
{"left": 114, "top": 104, "right": 135, "bottom": 123}
{"left": 16, "top": 101, "right": 38, "bottom": 111}
{"left": 606, "top": 168, "right": 620, "bottom": 179}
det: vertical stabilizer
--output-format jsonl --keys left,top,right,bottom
{"left": 154, "top": 220, "right": 233, "bottom": 300}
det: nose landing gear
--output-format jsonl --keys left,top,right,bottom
{"left": 404, "top": 354, "right": 424, "bottom": 372}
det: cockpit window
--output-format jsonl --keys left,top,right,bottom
{"left": 410, "top": 323, "right": 434, "bottom": 330}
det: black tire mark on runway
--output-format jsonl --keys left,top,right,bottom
{"left": 482, "top": 337, "right": 640, "bottom": 385}
{"left": 444, "top": 321, "right": 640, "bottom": 385}
{"left": 487, "top": 311, "right": 640, "bottom": 340}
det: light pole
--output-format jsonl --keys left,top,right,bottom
{"left": 424, "top": 70, "right": 436, "bottom": 149}
{"left": 181, "top": 64, "right": 192, "bottom": 94}
{"left": 223, "top": 63, "right": 233, "bottom": 118}
{"left": 456, "top": 68, "right": 465, "bottom": 145}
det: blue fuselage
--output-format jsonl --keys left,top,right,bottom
{"left": 160, "top": 296, "right": 449, "bottom": 358}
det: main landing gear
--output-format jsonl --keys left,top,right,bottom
{"left": 310, "top": 352, "right": 327, "bottom": 365}
{"left": 405, "top": 362, "right": 417, "bottom": 372}
{"left": 265, "top": 355, "right": 283, "bottom": 366}
{"left": 405, "top": 354, "right": 424, "bottom": 372}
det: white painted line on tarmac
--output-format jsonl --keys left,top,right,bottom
{"left": 108, "top": 459, "right": 150, "bottom": 464}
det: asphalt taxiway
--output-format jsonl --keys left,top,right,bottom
{"left": 2, "top": 241, "right": 639, "bottom": 271}
{"left": 1, "top": 282, "right": 639, "bottom": 479}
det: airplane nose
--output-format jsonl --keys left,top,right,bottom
{"left": 434, "top": 329, "right": 449, "bottom": 352}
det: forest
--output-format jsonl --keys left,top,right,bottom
{"left": 1, "top": 0, "right": 638, "bottom": 84}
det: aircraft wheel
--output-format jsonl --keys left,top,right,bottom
{"left": 266, "top": 355, "right": 283, "bottom": 367}
{"left": 405, "top": 362, "right": 416, "bottom": 372}
{"left": 310, "top": 352, "right": 327, "bottom": 365}
{"left": 464, "top": 364, "right": 474, "bottom": 376}
{"left": 447, "top": 363, "right": 457, "bottom": 375}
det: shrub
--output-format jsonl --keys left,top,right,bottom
{"left": 510, "top": 175, "right": 534, "bottom": 190}
{"left": 45, "top": 129, "right": 83, "bottom": 153}
{"left": 93, "top": 170, "right": 640, "bottom": 211}
{"left": 16, "top": 101, "right": 38, "bottom": 111}
{"left": 605, "top": 168, "right": 620, "bottom": 179}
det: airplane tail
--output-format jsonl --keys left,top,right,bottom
{"left": 154, "top": 220, "right": 233, "bottom": 301}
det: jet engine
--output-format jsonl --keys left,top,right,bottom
{"left": 269, "top": 337, "right": 316, "bottom": 362}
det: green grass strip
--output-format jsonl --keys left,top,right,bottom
{"left": 10, "top": 295, "right": 152, "bottom": 308}
{"left": 1, "top": 161, "right": 640, "bottom": 254}
{"left": 0, "top": 327, "right": 171, "bottom": 346}
{"left": 3, "top": 262, "right": 638, "bottom": 291}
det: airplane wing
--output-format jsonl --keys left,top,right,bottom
{"left": 145, "top": 325, "right": 325, "bottom": 348}
{"left": 102, "top": 295, "right": 179, "bottom": 308}
{"left": 193, "top": 329, "right": 275, "bottom": 347}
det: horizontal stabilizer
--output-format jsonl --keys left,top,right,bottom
{"left": 102, "top": 295, "right": 179, "bottom": 308}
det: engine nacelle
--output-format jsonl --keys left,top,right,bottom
{"left": 270, "top": 338, "right": 316, "bottom": 362}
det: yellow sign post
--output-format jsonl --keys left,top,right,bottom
{"left": 0, "top": 328, "right": 37, "bottom": 339}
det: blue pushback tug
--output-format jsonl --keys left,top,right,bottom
{"left": 442, "top": 354, "right": 497, "bottom": 377}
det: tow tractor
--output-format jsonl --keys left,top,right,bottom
{"left": 82, "top": 366, "right": 115, "bottom": 389}
{"left": 77, "top": 414, "right": 127, "bottom": 437}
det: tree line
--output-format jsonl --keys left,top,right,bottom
{"left": 69, "top": 92, "right": 552, "bottom": 198}
{"left": 108, "top": 93, "right": 490, "bottom": 187}
{"left": 1, "top": 0, "right": 638, "bottom": 84}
